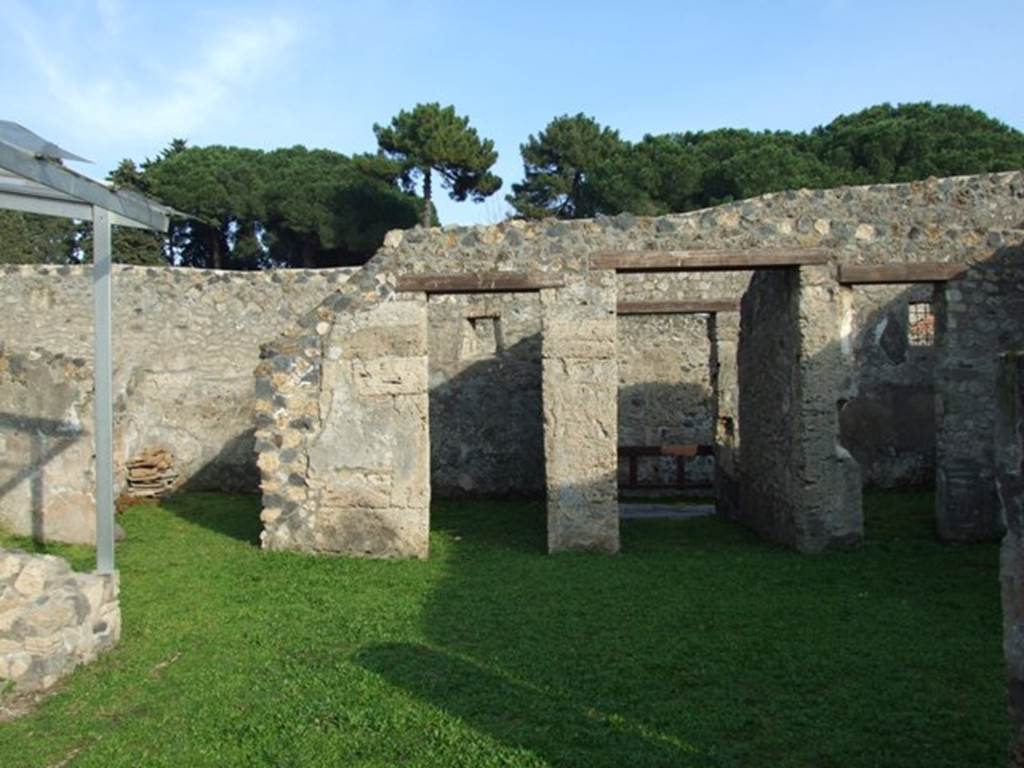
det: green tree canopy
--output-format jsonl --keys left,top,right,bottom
{"left": 810, "top": 103, "right": 1024, "bottom": 183}
{"left": 145, "top": 145, "right": 266, "bottom": 269}
{"left": 0, "top": 211, "right": 77, "bottom": 265}
{"left": 506, "top": 114, "right": 631, "bottom": 219}
{"left": 261, "top": 146, "right": 421, "bottom": 267}
{"left": 374, "top": 103, "right": 501, "bottom": 226}
{"left": 510, "top": 102, "right": 1024, "bottom": 220}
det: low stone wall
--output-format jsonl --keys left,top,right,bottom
{"left": 0, "top": 550, "right": 119, "bottom": 692}
{"left": 0, "top": 347, "right": 96, "bottom": 543}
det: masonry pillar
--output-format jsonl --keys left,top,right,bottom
{"left": 936, "top": 277, "right": 1006, "bottom": 541}
{"left": 257, "top": 294, "right": 431, "bottom": 558}
{"left": 711, "top": 311, "right": 741, "bottom": 519}
{"left": 998, "top": 352, "right": 1024, "bottom": 766}
{"left": 541, "top": 272, "right": 619, "bottom": 554}
{"left": 737, "top": 265, "right": 862, "bottom": 552}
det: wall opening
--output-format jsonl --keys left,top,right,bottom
{"left": 427, "top": 294, "right": 544, "bottom": 500}
{"left": 616, "top": 312, "right": 716, "bottom": 508}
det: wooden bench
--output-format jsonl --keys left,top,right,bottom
{"left": 618, "top": 444, "right": 714, "bottom": 490}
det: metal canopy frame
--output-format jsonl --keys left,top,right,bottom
{"left": 0, "top": 125, "right": 173, "bottom": 574}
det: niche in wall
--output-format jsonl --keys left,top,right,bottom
{"left": 460, "top": 314, "right": 501, "bottom": 359}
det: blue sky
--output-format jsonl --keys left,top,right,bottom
{"left": 3, "top": 0, "right": 1022, "bottom": 225}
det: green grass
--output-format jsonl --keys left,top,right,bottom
{"left": 0, "top": 490, "right": 1006, "bottom": 767}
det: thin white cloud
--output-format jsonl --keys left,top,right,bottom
{"left": 95, "top": 0, "right": 123, "bottom": 35}
{"left": 7, "top": 1, "right": 300, "bottom": 142}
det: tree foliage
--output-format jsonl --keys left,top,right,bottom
{"left": 374, "top": 103, "right": 501, "bottom": 227}
{"left": 507, "top": 114, "right": 629, "bottom": 219}
{"left": 508, "top": 102, "right": 1024, "bottom": 219}
{"left": 0, "top": 211, "right": 76, "bottom": 265}
{"left": 117, "top": 141, "right": 422, "bottom": 270}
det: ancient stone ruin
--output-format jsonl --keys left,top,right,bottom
{"left": 249, "top": 171, "right": 1024, "bottom": 557}
{"left": 1, "top": 171, "right": 1022, "bottom": 724}
{"left": 0, "top": 550, "right": 120, "bottom": 692}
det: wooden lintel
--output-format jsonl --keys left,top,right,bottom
{"left": 838, "top": 263, "right": 969, "bottom": 284}
{"left": 617, "top": 299, "right": 740, "bottom": 315}
{"left": 593, "top": 247, "right": 829, "bottom": 272}
{"left": 395, "top": 272, "right": 565, "bottom": 294}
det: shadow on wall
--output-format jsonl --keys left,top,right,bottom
{"left": 935, "top": 241, "right": 1024, "bottom": 541}
{"left": 179, "top": 429, "right": 260, "bottom": 494}
{"left": 0, "top": 412, "right": 84, "bottom": 540}
{"left": 839, "top": 284, "right": 937, "bottom": 489}
{"left": 428, "top": 335, "right": 716, "bottom": 499}
{"left": 618, "top": 382, "right": 716, "bottom": 490}
{"left": 429, "top": 334, "right": 544, "bottom": 498}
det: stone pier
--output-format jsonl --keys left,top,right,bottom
{"left": 737, "top": 265, "right": 862, "bottom": 552}
{"left": 998, "top": 352, "right": 1024, "bottom": 766}
{"left": 541, "top": 273, "right": 619, "bottom": 554}
{"left": 711, "top": 311, "right": 741, "bottom": 519}
{"left": 257, "top": 294, "right": 431, "bottom": 558}
{"left": 937, "top": 244, "right": 1024, "bottom": 542}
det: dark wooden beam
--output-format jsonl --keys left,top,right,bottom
{"left": 395, "top": 272, "right": 565, "bottom": 294}
{"left": 838, "top": 263, "right": 969, "bottom": 284}
{"left": 617, "top": 299, "right": 741, "bottom": 315}
{"left": 593, "top": 247, "right": 829, "bottom": 272}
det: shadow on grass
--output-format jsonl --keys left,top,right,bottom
{"left": 357, "top": 642, "right": 700, "bottom": 766}
{"left": 357, "top": 490, "right": 1003, "bottom": 767}
{"left": 430, "top": 497, "right": 547, "bottom": 555}
{"left": 160, "top": 492, "right": 263, "bottom": 545}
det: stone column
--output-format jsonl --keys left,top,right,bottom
{"left": 737, "top": 265, "right": 862, "bottom": 552}
{"left": 998, "top": 352, "right": 1024, "bottom": 766}
{"left": 541, "top": 272, "right": 619, "bottom": 554}
{"left": 711, "top": 311, "right": 741, "bottom": 519}
{"left": 936, "top": 275, "right": 1005, "bottom": 541}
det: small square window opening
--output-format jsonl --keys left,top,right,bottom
{"left": 908, "top": 302, "right": 934, "bottom": 346}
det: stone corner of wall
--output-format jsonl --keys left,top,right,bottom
{"left": 0, "top": 549, "right": 120, "bottom": 693}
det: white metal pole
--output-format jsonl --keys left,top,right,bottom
{"left": 92, "top": 206, "right": 115, "bottom": 574}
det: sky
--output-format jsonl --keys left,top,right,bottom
{"left": 2, "top": 0, "right": 1022, "bottom": 226}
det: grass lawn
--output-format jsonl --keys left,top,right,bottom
{"left": 0, "top": 491, "right": 1006, "bottom": 767}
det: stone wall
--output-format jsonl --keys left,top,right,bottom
{"left": 0, "top": 348, "right": 96, "bottom": 543}
{"left": 737, "top": 266, "right": 862, "bottom": 551}
{"left": 257, "top": 294, "right": 431, "bottom": 558}
{"left": 618, "top": 313, "right": 714, "bottom": 488}
{"left": 841, "top": 284, "right": 938, "bottom": 488}
{"left": 426, "top": 285, "right": 722, "bottom": 498}
{"left": 427, "top": 293, "right": 543, "bottom": 497}
{"left": 0, "top": 551, "right": 119, "bottom": 692}
{"left": 998, "top": 352, "right": 1024, "bottom": 765}
{"left": 712, "top": 312, "right": 742, "bottom": 517}
{"left": 0, "top": 265, "right": 353, "bottom": 541}
{"left": 937, "top": 241, "right": 1024, "bottom": 541}
{"left": 257, "top": 171, "right": 1023, "bottom": 556}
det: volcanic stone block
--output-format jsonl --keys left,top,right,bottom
{"left": 737, "top": 265, "right": 862, "bottom": 552}
{"left": 0, "top": 550, "right": 120, "bottom": 692}
{"left": 542, "top": 275, "right": 619, "bottom": 554}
